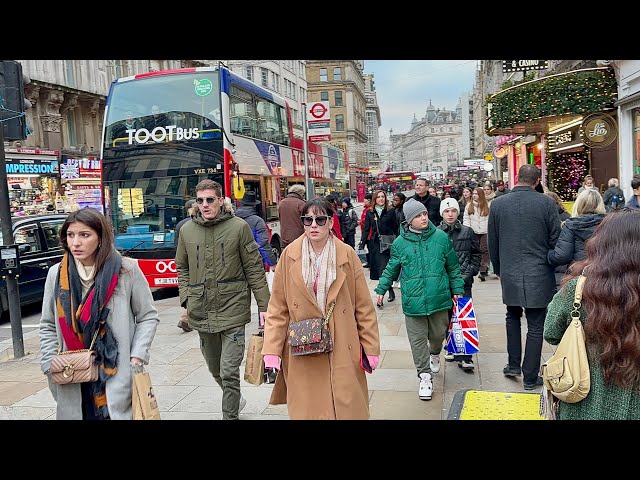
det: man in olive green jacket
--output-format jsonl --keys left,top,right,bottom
{"left": 176, "top": 179, "right": 270, "bottom": 419}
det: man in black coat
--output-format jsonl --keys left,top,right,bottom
{"left": 487, "top": 164, "right": 561, "bottom": 391}
{"left": 413, "top": 177, "right": 442, "bottom": 225}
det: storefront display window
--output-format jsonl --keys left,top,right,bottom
{"left": 634, "top": 108, "right": 640, "bottom": 175}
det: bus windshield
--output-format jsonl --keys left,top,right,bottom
{"left": 102, "top": 70, "right": 224, "bottom": 264}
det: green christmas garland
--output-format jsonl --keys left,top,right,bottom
{"left": 487, "top": 69, "right": 617, "bottom": 132}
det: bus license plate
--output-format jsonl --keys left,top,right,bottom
{"left": 155, "top": 277, "right": 178, "bottom": 285}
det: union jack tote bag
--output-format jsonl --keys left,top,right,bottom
{"left": 446, "top": 297, "right": 479, "bottom": 355}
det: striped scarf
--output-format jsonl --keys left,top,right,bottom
{"left": 55, "top": 250, "right": 121, "bottom": 418}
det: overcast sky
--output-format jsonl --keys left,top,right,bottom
{"left": 364, "top": 60, "right": 478, "bottom": 145}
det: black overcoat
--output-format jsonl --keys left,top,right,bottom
{"left": 487, "top": 185, "right": 561, "bottom": 308}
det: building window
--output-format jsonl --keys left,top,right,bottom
{"left": 333, "top": 67, "right": 342, "bottom": 81}
{"left": 64, "top": 60, "right": 76, "bottom": 89}
{"left": 335, "top": 114, "right": 344, "bottom": 132}
{"left": 320, "top": 91, "right": 329, "bottom": 101}
{"left": 260, "top": 68, "right": 268, "bottom": 87}
{"left": 334, "top": 91, "right": 343, "bottom": 106}
{"left": 320, "top": 68, "right": 328, "bottom": 82}
{"left": 245, "top": 66, "right": 253, "bottom": 82}
{"left": 67, "top": 111, "right": 77, "bottom": 147}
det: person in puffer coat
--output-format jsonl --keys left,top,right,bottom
{"left": 438, "top": 198, "right": 481, "bottom": 371}
{"left": 374, "top": 198, "right": 464, "bottom": 401}
{"left": 547, "top": 189, "right": 606, "bottom": 290}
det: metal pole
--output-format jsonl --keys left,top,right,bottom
{"left": 0, "top": 127, "right": 25, "bottom": 358}
{"left": 301, "top": 102, "right": 311, "bottom": 200}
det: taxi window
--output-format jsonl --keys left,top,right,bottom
{"left": 41, "top": 220, "right": 65, "bottom": 250}
{"left": 14, "top": 224, "right": 42, "bottom": 254}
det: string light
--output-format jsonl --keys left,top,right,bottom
{"left": 487, "top": 69, "right": 618, "bottom": 132}
{"left": 546, "top": 150, "right": 588, "bottom": 201}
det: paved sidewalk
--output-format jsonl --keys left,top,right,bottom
{"left": 0, "top": 271, "right": 553, "bottom": 420}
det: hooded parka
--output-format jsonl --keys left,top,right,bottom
{"left": 261, "top": 236, "right": 380, "bottom": 420}
{"left": 175, "top": 205, "right": 270, "bottom": 332}
{"left": 375, "top": 221, "right": 465, "bottom": 316}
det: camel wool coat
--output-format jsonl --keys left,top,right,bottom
{"left": 262, "top": 235, "right": 380, "bottom": 420}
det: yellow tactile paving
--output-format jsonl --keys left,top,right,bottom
{"left": 459, "top": 390, "right": 545, "bottom": 420}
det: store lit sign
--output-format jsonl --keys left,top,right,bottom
{"left": 502, "top": 60, "right": 549, "bottom": 73}
{"left": 548, "top": 124, "right": 582, "bottom": 153}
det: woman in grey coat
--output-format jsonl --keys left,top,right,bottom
{"left": 39, "top": 208, "right": 159, "bottom": 420}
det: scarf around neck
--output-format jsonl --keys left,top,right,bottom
{"left": 302, "top": 235, "right": 336, "bottom": 315}
{"left": 55, "top": 250, "right": 121, "bottom": 418}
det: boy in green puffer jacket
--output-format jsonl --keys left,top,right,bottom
{"left": 375, "top": 198, "right": 464, "bottom": 401}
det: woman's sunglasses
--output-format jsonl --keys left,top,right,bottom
{"left": 301, "top": 215, "right": 329, "bottom": 226}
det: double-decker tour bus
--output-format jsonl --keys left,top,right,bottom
{"left": 375, "top": 170, "right": 416, "bottom": 192}
{"left": 101, "top": 65, "right": 348, "bottom": 288}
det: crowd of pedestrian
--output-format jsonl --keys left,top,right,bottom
{"left": 37, "top": 170, "right": 640, "bottom": 420}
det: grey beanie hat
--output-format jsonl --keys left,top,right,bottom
{"left": 403, "top": 198, "right": 428, "bottom": 224}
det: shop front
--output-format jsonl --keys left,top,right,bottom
{"left": 613, "top": 59, "right": 640, "bottom": 201}
{"left": 5, "top": 148, "right": 60, "bottom": 216}
{"left": 60, "top": 154, "right": 103, "bottom": 212}
{"left": 487, "top": 67, "right": 619, "bottom": 201}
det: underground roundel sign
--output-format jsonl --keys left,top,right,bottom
{"left": 307, "top": 101, "right": 330, "bottom": 122}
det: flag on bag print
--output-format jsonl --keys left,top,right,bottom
{"left": 446, "top": 297, "right": 479, "bottom": 355}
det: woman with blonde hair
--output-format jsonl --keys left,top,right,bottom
{"left": 547, "top": 188, "right": 606, "bottom": 290}
{"left": 464, "top": 187, "right": 491, "bottom": 281}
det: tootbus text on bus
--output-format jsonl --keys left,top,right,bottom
{"left": 101, "top": 65, "right": 348, "bottom": 288}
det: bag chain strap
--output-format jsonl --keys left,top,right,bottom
{"left": 56, "top": 324, "right": 101, "bottom": 355}
{"left": 571, "top": 275, "right": 586, "bottom": 321}
{"left": 323, "top": 302, "right": 336, "bottom": 327}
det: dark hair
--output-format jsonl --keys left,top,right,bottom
{"left": 324, "top": 194, "right": 337, "bottom": 205}
{"left": 632, "top": 175, "right": 640, "bottom": 190}
{"left": 60, "top": 208, "right": 116, "bottom": 274}
{"left": 517, "top": 164, "right": 541, "bottom": 186}
{"left": 195, "top": 179, "right": 223, "bottom": 197}
{"left": 565, "top": 209, "right": 640, "bottom": 390}
{"left": 302, "top": 198, "right": 334, "bottom": 218}
{"left": 393, "top": 192, "right": 406, "bottom": 204}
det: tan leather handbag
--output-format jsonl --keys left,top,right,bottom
{"left": 540, "top": 275, "right": 590, "bottom": 403}
{"left": 50, "top": 329, "right": 99, "bottom": 385}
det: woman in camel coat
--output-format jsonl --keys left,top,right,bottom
{"left": 262, "top": 198, "right": 380, "bottom": 420}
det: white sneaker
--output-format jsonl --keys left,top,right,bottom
{"left": 444, "top": 352, "right": 455, "bottom": 362}
{"left": 430, "top": 354, "right": 441, "bottom": 373}
{"left": 418, "top": 372, "right": 433, "bottom": 401}
{"left": 239, "top": 394, "right": 247, "bottom": 413}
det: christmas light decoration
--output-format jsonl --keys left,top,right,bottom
{"left": 487, "top": 68, "right": 618, "bottom": 132}
{"left": 546, "top": 150, "right": 589, "bottom": 201}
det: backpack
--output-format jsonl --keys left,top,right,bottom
{"left": 611, "top": 193, "right": 622, "bottom": 209}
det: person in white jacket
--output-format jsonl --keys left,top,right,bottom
{"left": 464, "top": 187, "right": 491, "bottom": 281}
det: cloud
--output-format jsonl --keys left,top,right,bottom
{"left": 366, "top": 60, "right": 477, "bottom": 140}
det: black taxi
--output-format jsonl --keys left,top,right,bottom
{"left": 0, "top": 214, "right": 67, "bottom": 318}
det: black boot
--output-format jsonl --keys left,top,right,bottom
{"left": 387, "top": 287, "right": 395, "bottom": 302}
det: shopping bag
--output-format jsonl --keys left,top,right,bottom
{"left": 244, "top": 330, "right": 265, "bottom": 385}
{"left": 266, "top": 270, "right": 274, "bottom": 293}
{"left": 357, "top": 248, "right": 367, "bottom": 265}
{"left": 132, "top": 367, "right": 161, "bottom": 420}
{"left": 446, "top": 297, "right": 479, "bottom": 355}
